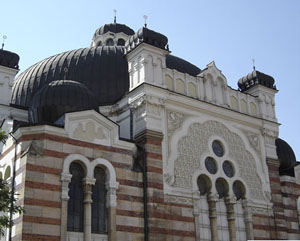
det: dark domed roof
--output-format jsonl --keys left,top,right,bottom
{"left": 166, "top": 55, "right": 201, "bottom": 77}
{"left": 126, "top": 27, "right": 169, "bottom": 51}
{"left": 238, "top": 70, "right": 276, "bottom": 92}
{"left": 0, "top": 49, "right": 19, "bottom": 69}
{"left": 275, "top": 138, "right": 297, "bottom": 177}
{"left": 93, "top": 23, "right": 135, "bottom": 37}
{"left": 12, "top": 46, "right": 129, "bottom": 108}
{"left": 29, "top": 80, "right": 98, "bottom": 124}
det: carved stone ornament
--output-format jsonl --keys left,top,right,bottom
{"left": 167, "top": 110, "right": 187, "bottom": 157}
{"left": 130, "top": 95, "right": 165, "bottom": 119}
{"left": 27, "top": 140, "right": 44, "bottom": 156}
{"left": 167, "top": 111, "right": 185, "bottom": 132}
{"left": 73, "top": 121, "right": 107, "bottom": 142}
{"left": 173, "top": 120, "right": 265, "bottom": 201}
{"left": 163, "top": 173, "right": 175, "bottom": 186}
{"left": 242, "top": 130, "right": 261, "bottom": 154}
{"left": 261, "top": 127, "right": 278, "bottom": 145}
{"left": 164, "top": 194, "right": 193, "bottom": 206}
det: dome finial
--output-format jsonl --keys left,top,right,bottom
{"left": 1, "top": 35, "right": 7, "bottom": 50}
{"left": 113, "top": 9, "right": 117, "bottom": 24}
{"left": 252, "top": 58, "right": 256, "bottom": 71}
{"left": 143, "top": 15, "right": 148, "bottom": 28}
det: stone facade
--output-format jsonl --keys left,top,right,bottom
{"left": 0, "top": 22, "right": 299, "bottom": 241}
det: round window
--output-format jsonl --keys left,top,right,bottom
{"left": 212, "top": 140, "right": 224, "bottom": 157}
{"left": 205, "top": 157, "right": 218, "bottom": 174}
{"left": 222, "top": 161, "right": 235, "bottom": 178}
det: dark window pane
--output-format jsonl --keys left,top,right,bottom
{"left": 222, "top": 161, "right": 235, "bottom": 178}
{"left": 67, "top": 162, "right": 84, "bottom": 232}
{"left": 212, "top": 140, "right": 224, "bottom": 157}
{"left": 205, "top": 157, "right": 218, "bottom": 174}
{"left": 233, "top": 180, "right": 246, "bottom": 200}
{"left": 215, "top": 178, "right": 229, "bottom": 198}
{"left": 117, "top": 39, "right": 125, "bottom": 46}
{"left": 92, "top": 167, "right": 107, "bottom": 234}
{"left": 106, "top": 38, "right": 114, "bottom": 46}
{"left": 197, "top": 174, "right": 211, "bottom": 195}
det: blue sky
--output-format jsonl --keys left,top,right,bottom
{"left": 1, "top": 0, "right": 300, "bottom": 159}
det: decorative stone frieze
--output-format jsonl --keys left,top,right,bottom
{"left": 171, "top": 120, "right": 266, "bottom": 201}
{"left": 166, "top": 110, "right": 188, "bottom": 158}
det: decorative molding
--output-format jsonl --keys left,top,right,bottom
{"left": 73, "top": 122, "right": 107, "bottom": 142}
{"left": 261, "top": 127, "right": 278, "bottom": 146}
{"left": 163, "top": 173, "right": 174, "bottom": 186}
{"left": 61, "top": 173, "right": 72, "bottom": 200}
{"left": 27, "top": 140, "right": 44, "bottom": 156}
{"left": 242, "top": 130, "right": 261, "bottom": 155}
{"left": 164, "top": 194, "right": 193, "bottom": 206}
{"left": 172, "top": 120, "right": 265, "bottom": 201}
{"left": 166, "top": 110, "right": 188, "bottom": 157}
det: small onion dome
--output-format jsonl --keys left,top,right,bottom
{"left": 166, "top": 55, "right": 201, "bottom": 77}
{"left": 0, "top": 49, "right": 19, "bottom": 69}
{"left": 275, "top": 138, "right": 297, "bottom": 177}
{"left": 29, "top": 80, "right": 99, "bottom": 124}
{"left": 238, "top": 70, "right": 276, "bottom": 92}
{"left": 126, "top": 27, "right": 168, "bottom": 51}
{"left": 93, "top": 23, "right": 135, "bottom": 39}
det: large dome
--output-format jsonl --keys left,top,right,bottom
{"left": 11, "top": 23, "right": 202, "bottom": 125}
{"left": 12, "top": 46, "right": 129, "bottom": 108}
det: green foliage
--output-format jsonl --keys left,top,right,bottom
{"left": 0, "top": 179, "right": 23, "bottom": 237}
{"left": 0, "top": 130, "right": 7, "bottom": 144}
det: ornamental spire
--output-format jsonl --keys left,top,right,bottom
{"left": 114, "top": 9, "right": 117, "bottom": 24}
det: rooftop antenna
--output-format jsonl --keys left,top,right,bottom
{"left": 143, "top": 15, "right": 148, "bottom": 28}
{"left": 252, "top": 58, "right": 256, "bottom": 71}
{"left": 113, "top": 9, "right": 117, "bottom": 24}
{"left": 2, "top": 35, "right": 7, "bottom": 50}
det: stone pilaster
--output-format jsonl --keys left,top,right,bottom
{"left": 225, "top": 196, "right": 236, "bottom": 241}
{"left": 207, "top": 193, "right": 218, "bottom": 241}
{"left": 106, "top": 181, "right": 118, "bottom": 241}
{"left": 83, "top": 177, "right": 96, "bottom": 241}
{"left": 242, "top": 199, "right": 254, "bottom": 240}
{"left": 60, "top": 173, "right": 72, "bottom": 241}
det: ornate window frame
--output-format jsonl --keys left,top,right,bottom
{"left": 61, "top": 154, "right": 119, "bottom": 241}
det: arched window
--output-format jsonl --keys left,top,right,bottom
{"left": 92, "top": 166, "right": 107, "bottom": 234}
{"left": 67, "top": 162, "right": 85, "bottom": 232}
{"left": 117, "top": 38, "right": 125, "bottom": 46}
{"left": 165, "top": 75, "right": 173, "bottom": 90}
{"left": 175, "top": 79, "right": 185, "bottom": 94}
{"left": 106, "top": 38, "right": 114, "bottom": 46}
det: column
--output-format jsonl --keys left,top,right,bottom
{"left": 83, "top": 178, "right": 96, "bottom": 241}
{"left": 242, "top": 200, "right": 254, "bottom": 240}
{"left": 60, "top": 173, "right": 72, "bottom": 241}
{"left": 106, "top": 181, "right": 119, "bottom": 241}
{"left": 225, "top": 196, "right": 236, "bottom": 241}
{"left": 207, "top": 193, "right": 218, "bottom": 241}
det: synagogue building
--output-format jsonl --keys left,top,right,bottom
{"left": 0, "top": 21, "right": 299, "bottom": 241}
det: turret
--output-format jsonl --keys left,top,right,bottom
{"left": 238, "top": 69, "right": 277, "bottom": 122}
{"left": 125, "top": 26, "right": 169, "bottom": 91}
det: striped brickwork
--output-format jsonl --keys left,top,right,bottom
{"left": 252, "top": 158, "right": 300, "bottom": 240}
{"left": 135, "top": 130, "right": 195, "bottom": 241}
{"left": 280, "top": 176, "right": 300, "bottom": 239}
{"left": 4, "top": 132, "right": 143, "bottom": 241}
